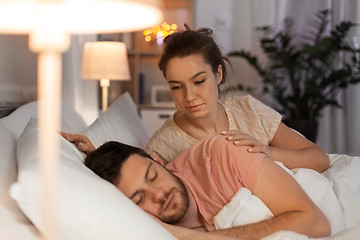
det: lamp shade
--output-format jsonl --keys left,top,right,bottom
{"left": 0, "top": 0, "right": 164, "bottom": 52}
{"left": 0, "top": 0, "right": 164, "bottom": 34}
{"left": 81, "top": 41, "right": 130, "bottom": 81}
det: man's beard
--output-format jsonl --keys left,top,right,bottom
{"left": 158, "top": 176, "right": 189, "bottom": 224}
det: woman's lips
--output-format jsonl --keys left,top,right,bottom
{"left": 186, "top": 103, "right": 203, "bottom": 111}
{"left": 164, "top": 193, "right": 175, "bottom": 211}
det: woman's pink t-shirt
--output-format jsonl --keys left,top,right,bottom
{"left": 166, "top": 135, "right": 265, "bottom": 231}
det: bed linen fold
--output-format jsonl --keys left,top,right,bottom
{"left": 213, "top": 162, "right": 346, "bottom": 235}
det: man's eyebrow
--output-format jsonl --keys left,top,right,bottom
{"left": 168, "top": 71, "right": 206, "bottom": 84}
{"left": 129, "top": 162, "right": 153, "bottom": 200}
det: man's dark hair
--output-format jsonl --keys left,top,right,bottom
{"left": 84, "top": 141, "right": 152, "bottom": 185}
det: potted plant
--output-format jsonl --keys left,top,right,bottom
{"left": 228, "top": 9, "right": 360, "bottom": 141}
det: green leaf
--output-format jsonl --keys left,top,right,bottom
{"left": 226, "top": 8, "right": 359, "bottom": 120}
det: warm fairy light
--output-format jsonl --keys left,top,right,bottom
{"left": 143, "top": 21, "right": 177, "bottom": 45}
{"left": 145, "top": 35, "right": 152, "bottom": 42}
{"left": 157, "top": 31, "right": 163, "bottom": 38}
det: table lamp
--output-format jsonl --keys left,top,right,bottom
{"left": 0, "top": 1, "right": 163, "bottom": 239}
{"left": 82, "top": 41, "right": 130, "bottom": 111}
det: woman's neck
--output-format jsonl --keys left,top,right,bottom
{"left": 174, "top": 102, "right": 228, "bottom": 140}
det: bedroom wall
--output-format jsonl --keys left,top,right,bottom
{"left": 193, "top": 0, "right": 360, "bottom": 156}
{"left": 0, "top": 35, "right": 37, "bottom": 105}
{"left": 62, "top": 34, "right": 99, "bottom": 125}
{"left": 1, "top": 1, "right": 359, "bottom": 155}
{"left": 0, "top": 0, "right": 235, "bottom": 122}
{"left": 0, "top": 34, "right": 99, "bottom": 125}
{"left": 193, "top": 0, "right": 274, "bottom": 102}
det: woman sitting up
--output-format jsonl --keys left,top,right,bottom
{"left": 62, "top": 24, "right": 329, "bottom": 173}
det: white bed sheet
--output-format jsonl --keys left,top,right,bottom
{"left": 213, "top": 154, "right": 360, "bottom": 240}
{"left": 2, "top": 96, "right": 359, "bottom": 240}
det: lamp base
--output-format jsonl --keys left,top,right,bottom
{"left": 100, "top": 78, "right": 110, "bottom": 111}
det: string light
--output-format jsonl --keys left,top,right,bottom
{"left": 143, "top": 21, "right": 177, "bottom": 45}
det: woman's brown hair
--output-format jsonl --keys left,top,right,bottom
{"left": 158, "top": 24, "right": 230, "bottom": 87}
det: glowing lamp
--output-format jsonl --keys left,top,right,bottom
{"left": 0, "top": 1, "right": 163, "bottom": 239}
{"left": 82, "top": 41, "right": 131, "bottom": 111}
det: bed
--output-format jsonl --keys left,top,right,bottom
{"left": 0, "top": 92, "right": 359, "bottom": 240}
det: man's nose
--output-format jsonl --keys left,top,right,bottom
{"left": 149, "top": 187, "right": 166, "bottom": 203}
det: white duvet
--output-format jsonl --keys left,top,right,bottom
{"left": 213, "top": 154, "right": 360, "bottom": 240}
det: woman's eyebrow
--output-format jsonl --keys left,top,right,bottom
{"left": 129, "top": 162, "right": 153, "bottom": 200}
{"left": 168, "top": 71, "right": 206, "bottom": 83}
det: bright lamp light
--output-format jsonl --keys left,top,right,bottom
{"left": 0, "top": 1, "right": 163, "bottom": 239}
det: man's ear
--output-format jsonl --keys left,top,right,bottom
{"left": 150, "top": 154, "right": 164, "bottom": 165}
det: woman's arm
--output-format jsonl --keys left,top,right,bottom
{"left": 268, "top": 122, "right": 329, "bottom": 172}
{"left": 223, "top": 122, "right": 329, "bottom": 172}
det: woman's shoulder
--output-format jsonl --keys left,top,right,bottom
{"left": 146, "top": 117, "right": 177, "bottom": 146}
{"left": 221, "top": 94, "right": 261, "bottom": 105}
{"left": 221, "top": 94, "right": 258, "bottom": 112}
{"left": 221, "top": 94, "right": 278, "bottom": 113}
{"left": 145, "top": 116, "right": 197, "bottom": 164}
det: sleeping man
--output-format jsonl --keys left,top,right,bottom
{"left": 84, "top": 135, "right": 331, "bottom": 240}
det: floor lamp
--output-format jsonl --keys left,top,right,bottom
{"left": 0, "top": 1, "right": 162, "bottom": 240}
{"left": 82, "top": 41, "right": 130, "bottom": 111}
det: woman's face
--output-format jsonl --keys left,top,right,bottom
{"left": 165, "top": 54, "right": 222, "bottom": 119}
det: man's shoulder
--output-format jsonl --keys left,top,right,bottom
{"left": 166, "top": 136, "right": 218, "bottom": 171}
{"left": 208, "top": 135, "right": 249, "bottom": 156}
{"left": 167, "top": 135, "right": 248, "bottom": 169}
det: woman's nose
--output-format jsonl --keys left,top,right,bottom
{"left": 185, "top": 85, "right": 196, "bottom": 102}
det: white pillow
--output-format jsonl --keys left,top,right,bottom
{"left": 10, "top": 118, "right": 176, "bottom": 240}
{"left": 0, "top": 99, "right": 87, "bottom": 140}
{"left": 0, "top": 122, "right": 17, "bottom": 205}
{"left": 82, "top": 92, "right": 150, "bottom": 149}
{"left": 324, "top": 154, "right": 360, "bottom": 229}
{"left": 0, "top": 122, "right": 40, "bottom": 240}
{"left": 0, "top": 98, "right": 86, "bottom": 240}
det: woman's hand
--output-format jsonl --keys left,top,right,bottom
{"left": 222, "top": 130, "right": 272, "bottom": 158}
{"left": 59, "top": 132, "right": 96, "bottom": 155}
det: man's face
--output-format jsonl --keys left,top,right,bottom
{"left": 116, "top": 154, "right": 189, "bottom": 224}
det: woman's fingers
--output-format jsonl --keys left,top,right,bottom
{"left": 246, "top": 146, "right": 261, "bottom": 153}
{"left": 59, "top": 131, "right": 71, "bottom": 139}
{"left": 222, "top": 130, "right": 240, "bottom": 135}
{"left": 67, "top": 134, "right": 86, "bottom": 142}
{"left": 222, "top": 132, "right": 250, "bottom": 141}
{"left": 59, "top": 131, "right": 77, "bottom": 142}
{"left": 222, "top": 130, "right": 270, "bottom": 156}
{"left": 232, "top": 138, "right": 256, "bottom": 146}
{"left": 222, "top": 131, "right": 257, "bottom": 145}
{"left": 59, "top": 132, "right": 95, "bottom": 155}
